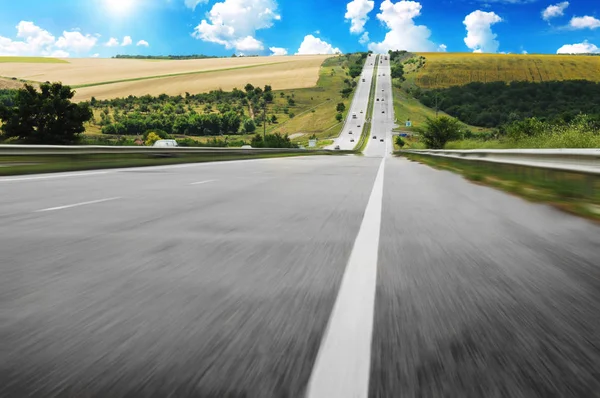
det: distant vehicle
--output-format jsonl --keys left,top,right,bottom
{"left": 357, "top": 124, "right": 361, "bottom": 127}
{"left": 349, "top": 130, "right": 353, "bottom": 134}
{"left": 382, "top": 89, "right": 384, "bottom": 91}
{"left": 334, "top": 145, "right": 340, "bottom": 150}
{"left": 350, "top": 139, "right": 355, "bottom": 142}
{"left": 362, "top": 78, "right": 365, "bottom": 82}
{"left": 153, "top": 139, "right": 178, "bottom": 147}
{"left": 382, "top": 98, "right": 384, "bottom": 101}
{"left": 376, "top": 98, "right": 380, "bottom": 101}
{"left": 380, "top": 138, "right": 384, "bottom": 142}
{"left": 241, "top": 145, "right": 252, "bottom": 149}
{"left": 382, "top": 110, "right": 385, "bottom": 113}
{"left": 360, "top": 110, "right": 363, "bottom": 113}
{"left": 373, "top": 136, "right": 377, "bottom": 139}
{"left": 352, "top": 113, "right": 357, "bottom": 119}
{"left": 383, "top": 73, "right": 385, "bottom": 76}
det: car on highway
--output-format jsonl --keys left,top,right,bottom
{"left": 153, "top": 139, "right": 178, "bottom": 147}
{"left": 360, "top": 110, "right": 363, "bottom": 113}
{"left": 376, "top": 98, "right": 379, "bottom": 101}
{"left": 382, "top": 110, "right": 385, "bottom": 113}
{"left": 334, "top": 145, "right": 340, "bottom": 150}
{"left": 357, "top": 124, "right": 361, "bottom": 127}
{"left": 380, "top": 138, "right": 384, "bottom": 142}
{"left": 350, "top": 139, "right": 355, "bottom": 142}
{"left": 382, "top": 98, "right": 384, "bottom": 101}
{"left": 373, "top": 136, "right": 377, "bottom": 139}
{"left": 241, "top": 145, "right": 252, "bottom": 149}
{"left": 349, "top": 130, "right": 353, "bottom": 134}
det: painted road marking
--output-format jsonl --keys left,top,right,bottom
{"left": 0, "top": 171, "right": 110, "bottom": 183}
{"left": 35, "top": 197, "right": 121, "bottom": 213}
{"left": 189, "top": 179, "right": 217, "bottom": 185}
{"left": 306, "top": 157, "right": 385, "bottom": 398}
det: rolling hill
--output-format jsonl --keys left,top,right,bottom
{"left": 0, "top": 55, "right": 330, "bottom": 101}
{"left": 413, "top": 53, "right": 600, "bottom": 89}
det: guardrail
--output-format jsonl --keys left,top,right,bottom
{"left": 401, "top": 149, "right": 600, "bottom": 175}
{"left": 0, "top": 145, "right": 335, "bottom": 156}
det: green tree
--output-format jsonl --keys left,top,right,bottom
{"left": 270, "top": 114, "right": 278, "bottom": 124}
{"left": 418, "top": 116, "right": 462, "bottom": 149}
{"left": 395, "top": 135, "right": 405, "bottom": 148}
{"left": 0, "top": 82, "right": 92, "bottom": 144}
{"left": 244, "top": 83, "right": 254, "bottom": 93}
{"left": 222, "top": 111, "right": 242, "bottom": 133}
{"left": 391, "top": 64, "right": 405, "bottom": 80}
{"left": 243, "top": 118, "right": 256, "bottom": 133}
{"left": 145, "top": 132, "right": 161, "bottom": 146}
{"left": 336, "top": 102, "right": 346, "bottom": 112}
{"left": 336, "top": 113, "right": 343, "bottom": 122}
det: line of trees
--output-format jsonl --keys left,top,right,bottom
{"left": 0, "top": 83, "right": 92, "bottom": 144}
{"left": 414, "top": 80, "right": 600, "bottom": 128}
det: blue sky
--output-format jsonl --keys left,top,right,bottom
{"left": 0, "top": 0, "right": 598, "bottom": 57}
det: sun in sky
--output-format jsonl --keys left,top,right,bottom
{"left": 104, "top": 0, "right": 137, "bottom": 16}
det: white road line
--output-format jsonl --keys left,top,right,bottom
{"left": 189, "top": 179, "right": 217, "bottom": 185}
{"left": 35, "top": 197, "right": 121, "bottom": 213}
{"left": 0, "top": 171, "right": 110, "bottom": 183}
{"left": 306, "top": 157, "right": 386, "bottom": 398}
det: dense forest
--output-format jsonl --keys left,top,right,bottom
{"left": 414, "top": 80, "right": 600, "bottom": 128}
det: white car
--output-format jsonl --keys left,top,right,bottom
{"left": 153, "top": 139, "right": 178, "bottom": 147}
{"left": 241, "top": 145, "right": 252, "bottom": 149}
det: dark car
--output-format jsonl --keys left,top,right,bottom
{"left": 373, "top": 136, "right": 377, "bottom": 139}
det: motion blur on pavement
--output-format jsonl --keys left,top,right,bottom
{"left": 2, "top": 155, "right": 599, "bottom": 398}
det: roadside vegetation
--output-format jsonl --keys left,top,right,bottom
{"left": 402, "top": 153, "right": 600, "bottom": 221}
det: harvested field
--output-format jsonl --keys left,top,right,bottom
{"left": 0, "top": 77, "right": 29, "bottom": 90}
{"left": 0, "top": 55, "right": 330, "bottom": 101}
{"left": 415, "top": 53, "right": 600, "bottom": 88}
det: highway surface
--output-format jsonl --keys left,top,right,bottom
{"left": 2, "top": 54, "right": 600, "bottom": 397}
{"left": 328, "top": 54, "right": 377, "bottom": 150}
{"left": 364, "top": 54, "right": 394, "bottom": 157}
{"left": 2, "top": 155, "right": 600, "bottom": 398}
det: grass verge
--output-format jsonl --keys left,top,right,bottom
{"left": 0, "top": 151, "right": 342, "bottom": 177}
{"left": 354, "top": 56, "right": 378, "bottom": 153}
{"left": 400, "top": 152, "right": 600, "bottom": 222}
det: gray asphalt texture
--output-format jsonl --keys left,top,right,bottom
{"left": 370, "top": 158, "right": 600, "bottom": 398}
{"left": 2, "top": 155, "right": 599, "bottom": 398}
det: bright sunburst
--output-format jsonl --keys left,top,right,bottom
{"left": 104, "top": 0, "right": 136, "bottom": 16}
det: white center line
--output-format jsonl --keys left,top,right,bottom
{"left": 189, "top": 179, "right": 217, "bottom": 185}
{"left": 35, "top": 197, "right": 121, "bottom": 213}
{"left": 306, "top": 157, "right": 386, "bottom": 398}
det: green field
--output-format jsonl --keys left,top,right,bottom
{"left": 0, "top": 56, "right": 69, "bottom": 64}
{"left": 413, "top": 53, "right": 600, "bottom": 89}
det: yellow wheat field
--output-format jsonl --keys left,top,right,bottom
{"left": 0, "top": 55, "right": 330, "bottom": 101}
{"left": 415, "top": 53, "right": 600, "bottom": 88}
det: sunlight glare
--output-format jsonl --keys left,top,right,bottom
{"left": 104, "top": 0, "right": 137, "bottom": 16}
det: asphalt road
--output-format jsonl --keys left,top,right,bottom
{"left": 364, "top": 55, "right": 394, "bottom": 158}
{"left": 328, "top": 54, "right": 377, "bottom": 150}
{"left": 2, "top": 155, "right": 599, "bottom": 398}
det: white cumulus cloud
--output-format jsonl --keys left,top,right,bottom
{"left": 345, "top": 0, "right": 375, "bottom": 34}
{"left": 121, "top": 36, "right": 133, "bottom": 46}
{"left": 542, "top": 2, "right": 569, "bottom": 21}
{"left": 137, "top": 40, "right": 149, "bottom": 47}
{"left": 105, "top": 37, "right": 119, "bottom": 47}
{"left": 359, "top": 32, "right": 370, "bottom": 44}
{"left": 557, "top": 40, "right": 599, "bottom": 54}
{"left": 463, "top": 10, "right": 502, "bottom": 53}
{"left": 192, "top": 0, "right": 280, "bottom": 52}
{"left": 234, "top": 36, "right": 264, "bottom": 51}
{"left": 0, "top": 21, "right": 99, "bottom": 57}
{"left": 269, "top": 46, "right": 287, "bottom": 55}
{"left": 569, "top": 16, "right": 600, "bottom": 30}
{"left": 91, "top": 53, "right": 100, "bottom": 58}
{"left": 296, "top": 35, "right": 341, "bottom": 55}
{"left": 368, "top": 0, "right": 437, "bottom": 53}
{"left": 438, "top": 44, "right": 447, "bottom": 52}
